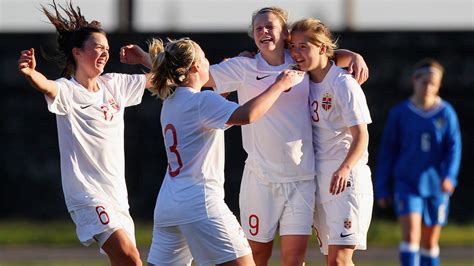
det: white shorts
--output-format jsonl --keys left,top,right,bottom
{"left": 69, "top": 204, "right": 136, "bottom": 248}
{"left": 239, "top": 164, "right": 315, "bottom": 242}
{"left": 313, "top": 193, "right": 373, "bottom": 255}
{"left": 147, "top": 212, "right": 251, "bottom": 266}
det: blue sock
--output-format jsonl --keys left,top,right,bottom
{"left": 399, "top": 242, "right": 420, "bottom": 266}
{"left": 420, "top": 247, "right": 440, "bottom": 266}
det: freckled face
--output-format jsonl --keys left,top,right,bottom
{"left": 289, "top": 30, "right": 326, "bottom": 72}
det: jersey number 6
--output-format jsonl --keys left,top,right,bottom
{"left": 164, "top": 124, "right": 183, "bottom": 177}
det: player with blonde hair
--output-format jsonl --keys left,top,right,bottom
{"left": 290, "top": 18, "right": 373, "bottom": 266}
{"left": 145, "top": 37, "right": 305, "bottom": 266}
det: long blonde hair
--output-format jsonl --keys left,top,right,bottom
{"left": 291, "top": 18, "right": 338, "bottom": 59}
{"left": 148, "top": 38, "right": 197, "bottom": 99}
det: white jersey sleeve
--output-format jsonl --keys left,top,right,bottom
{"left": 209, "top": 57, "right": 247, "bottom": 94}
{"left": 199, "top": 91, "right": 239, "bottom": 129}
{"left": 100, "top": 73, "right": 147, "bottom": 107}
{"left": 336, "top": 76, "right": 372, "bottom": 127}
{"left": 46, "top": 78, "right": 72, "bottom": 115}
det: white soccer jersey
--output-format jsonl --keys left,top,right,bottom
{"left": 154, "top": 87, "right": 239, "bottom": 226}
{"left": 45, "top": 73, "right": 147, "bottom": 211}
{"left": 309, "top": 63, "right": 372, "bottom": 202}
{"left": 210, "top": 50, "right": 314, "bottom": 182}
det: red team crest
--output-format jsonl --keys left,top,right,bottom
{"left": 321, "top": 92, "right": 333, "bottom": 111}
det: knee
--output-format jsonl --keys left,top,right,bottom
{"left": 327, "top": 256, "right": 353, "bottom": 266}
{"left": 281, "top": 256, "right": 305, "bottom": 266}
{"left": 111, "top": 246, "right": 142, "bottom": 266}
{"left": 252, "top": 249, "right": 272, "bottom": 265}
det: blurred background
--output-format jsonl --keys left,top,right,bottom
{"left": 0, "top": 0, "right": 473, "bottom": 225}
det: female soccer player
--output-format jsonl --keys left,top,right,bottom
{"left": 289, "top": 18, "right": 373, "bottom": 266}
{"left": 17, "top": 2, "right": 151, "bottom": 265}
{"left": 376, "top": 59, "right": 462, "bottom": 266}
{"left": 145, "top": 37, "right": 304, "bottom": 266}
{"left": 120, "top": 7, "right": 368, "bottom": 265}
{"left": 208, "top": 7, "right": 367, "bottom": 265}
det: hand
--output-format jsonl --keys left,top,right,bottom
{"left": 347, "top": 53, "right": 369, "bottom": 85}
{"left": 18, "top": 48, "right": 36, "bottom": 76}
{"left": 276, "top": 69, "right": 305, "bottom": 90}
{"left": 238, "top": 50, "right": 256, "bottom": 58}
{"left": 120, "top": 44, "right": 148, "bottom": 65}
{"left": 441, "top": 178, "right": 455, "bottom": 193}
{"left": 329, "top": 166, "right": 350, "bottom": 195}
{"left": 377, "top": 198, "right": 392, "bottom": 209}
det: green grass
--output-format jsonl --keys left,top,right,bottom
{"left": 1, "top": 219, "right": 473, "bottom": 247}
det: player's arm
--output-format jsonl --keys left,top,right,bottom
{"left": 440, "top": 108, "right": 462, "bottom": 193}
{"left": 330, "top": 123, "right": 369, "bottom": 195}
{"left": 120, "top": 44, "right": 153, "bottom": 88}
{"left": 334, "top": 49, "right": 369, "bottom": 85}
{"left": 227, "top": 69, "right": 304, "bottom": 125}
{"left": 18, "top": 48, "right": 58, "bottom": 99}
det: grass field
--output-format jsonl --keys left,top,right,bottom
{"left": 0, "top": 219, "right": 473, "bottom": 265}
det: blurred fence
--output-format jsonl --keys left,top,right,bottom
{"left": 1, "top": 31, "right": 473, "bottom": 222}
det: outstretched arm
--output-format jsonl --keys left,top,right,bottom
{"left": 334, "top": 49, "right": 369, "bottom": 85}
{"left": 227, "top": 70, "right": 304, "bottom": 125}
{"left": 18, "top": 48, "right": 57, "bottom": 99}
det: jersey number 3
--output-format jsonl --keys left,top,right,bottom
{"left": 165, "top": 124, "right": 183, "bottom": 177}
{"left": 311, "top": 100, "right": 320, "bottom": 122}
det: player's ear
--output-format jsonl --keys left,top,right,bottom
{"left": 320, "top": 44, "right": 327, "bottom": 55}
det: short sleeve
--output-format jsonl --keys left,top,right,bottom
{"left": 209, "top": 57, "right": 246, "bottom": 94}
{"left": 198, "top": 91, "right": 239, "bottom": 129}
{"left": 337, "top": 76, "right": 372, "bottom": 127}
{"left": 103, "top": 73, "right": 147, "bottom": 107}
{"left": 46, "top": 78, "right": 70, "bottom": 115}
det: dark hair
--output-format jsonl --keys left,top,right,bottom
{"left": 41, "top": 0, "right": 105, "bottom": 78}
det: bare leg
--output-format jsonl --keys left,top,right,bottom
{"left": 101, "top": 229, "right": 141, "bottom": 266}
{"left": 327, "top": 245, "right": 355, "bottom": 266}
{"left": 280, "top": 235, "right": 310, "bottom": 266}
{"left": 248, "top": 239, "right": 273, "bottom": 266}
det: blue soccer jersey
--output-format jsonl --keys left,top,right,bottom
{"left": 375, "top": 99, "right": 462, "bottom": 199}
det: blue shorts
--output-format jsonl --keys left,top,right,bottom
{"left": 394, "top": 193, "right": 450, "bottom": 226}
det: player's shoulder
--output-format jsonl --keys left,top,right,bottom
{"left": 330, "top": 65, "right": 358, "bottom": 87}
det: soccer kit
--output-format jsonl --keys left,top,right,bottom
{"left": 309, "top": 63, "right": 373, "bottom": 254}
{"left": 147, "top": 87, "right": 251, "bottom": 265}
{"left": 376, "top": 99, "right": 462, "bottom": 225}
{"left": 210, "top": 50, "right": 316, "bottom": 241}
{"left": 45, "top": 73, "right": 147, "bottom": 246}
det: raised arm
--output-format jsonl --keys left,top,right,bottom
{"left": 227, "top": 69, "right": 304, "bottom": 125}
{"left": 330, "top": 123, "right": 369, "bottom": 195}
{"left": 334, "top": 49, "right": 369, "bottom": 85}
{"left": 18, "top": 48, "right": 57, "bottom": 99}
{"left": 120, "top": 44, "right": 153, "bottom": 88}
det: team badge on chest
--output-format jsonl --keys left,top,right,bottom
{"left": 321, "top": 92, "right": 333, "bottom": 111}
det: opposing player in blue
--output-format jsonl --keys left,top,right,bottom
{"left": 375, "top": 58, "right": 462, "bottom": 266}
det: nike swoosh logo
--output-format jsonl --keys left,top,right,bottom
{"left": 340, "top": 233, "right": 354, "bottom": 238}
{"left": 80, "top": 104, "right": 93, "bottom": 109}
{"left": 256, "top": 75, "right": 271, "bottom": 80}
